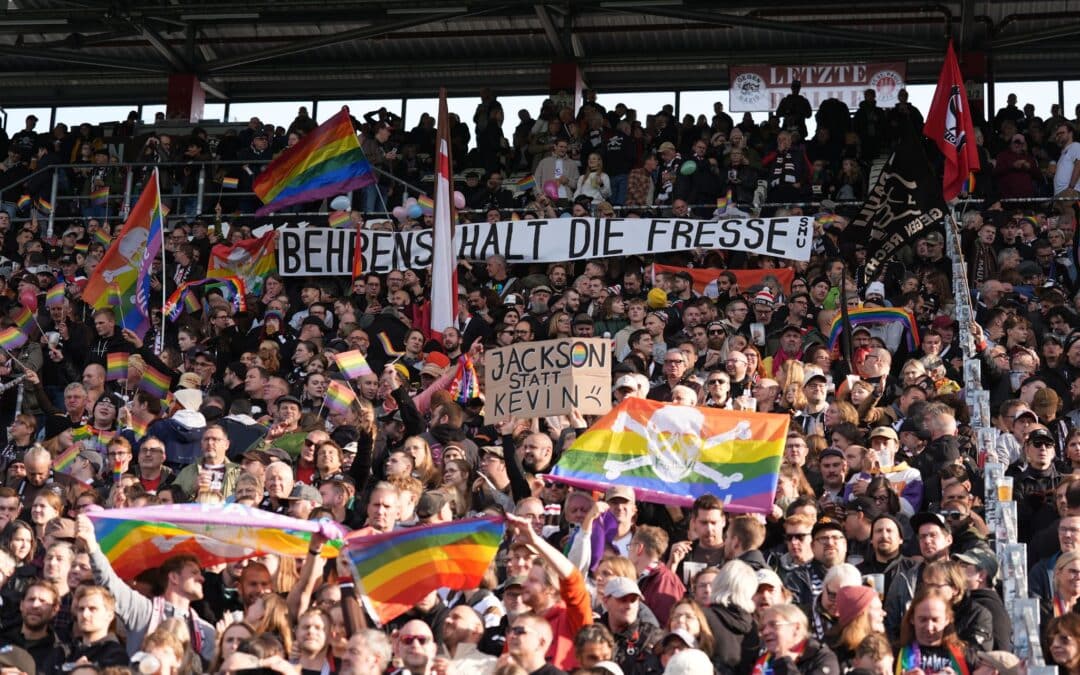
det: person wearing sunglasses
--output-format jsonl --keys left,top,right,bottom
{"left": 393, "top": 619, "right": 437, "bottom": 674}
{"left": 1013, "top": 426, "right": 1066, "bottom": 544}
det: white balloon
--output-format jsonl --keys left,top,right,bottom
{"left": 329, "top": 195, "right": 351, "bottom": 211}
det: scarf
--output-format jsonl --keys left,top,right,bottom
{"left": 752, "top": 639, "right": 806, "bottom": 675}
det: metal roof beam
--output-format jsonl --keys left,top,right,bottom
{"left": 133, "top": 22, "right": 190, "bottom": 71}
{"left": 0, "top": 44, "right": 168, "bottom": 73}
{"left": 631, "top": 6, "right": 941, "bottom": 52}
{"left": 991, "top": 22, "right": 1080, "bottom": 49}
{"left": 202, "top": 11, "right": 464, "bottom": 72}
{"left": 534, "top": 4, "right": 569, "bottom": 59}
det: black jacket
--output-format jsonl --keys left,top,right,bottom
{"left": 970, "top": 587, "right": 1012, "bottom": 651}
{"left": 705, "top": 602, "right": 756, "bottom": 675}
{"left": 772, "top": 638, "right": 841, "bottom": 675}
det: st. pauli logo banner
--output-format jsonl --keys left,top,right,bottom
{"left": 650, "top": 264, "right": 795, "bottom": 296}
{"left": 277, "top": 215, "right": 815, "bottom": 275}
{"left": 484, "top": 337, "right": 612, "bottom": 419}
{"left": 547, "top": 398, "right": 788, "bottom": 513}
{"left": 729, "top": 62, "right": 906, "bottom": 112}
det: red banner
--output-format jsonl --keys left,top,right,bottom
{"left": 651, "top": 264, "right": 794, "bottom": 296}
{"left": 729, "top": 62, "right": 907, "bottom": 112}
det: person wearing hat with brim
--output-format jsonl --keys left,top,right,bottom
{"left": 884, "top": 510, "right": 954, "bottom": 641}
{"left": 596, "top": 575, "right": 663, "bottom": 671}
{"left": 848, "top": 425, "right": 924, "bottom": 517}
{"left": 1013, "top": 425, "right": 1064, "bottom": 539}
{"left": 953, "top": 546, "right": 1013, "bottom": 652}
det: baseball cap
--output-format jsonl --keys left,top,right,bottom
{"left": 614, "top": 375, "right": 638, "bottom": 392}
{"left": 531, "top": 284, "right": 553, "bottom": 295}
{"left": 265, "top": 447, "right": 292, "bottom": 463}
{"left": 0, "top": 644, "right": 37, "bottom": 675}
{"left": 869, "top": 426, "right": 898, "bottom": 442}
{"left": 846, "top": 496, "right": 882, "bottom": 520}
{"left": 811, "top": 517, "right": 844, "bottom": 538}
{"left": 602, "top": 576, "right": 643, "bottom": 599}
{"left": 658, "top": 141, "right": 676, "bottom": 152}
{"left": 1026, "top": 427, "right": 1055, "bottom": 445}
{"left": 1012, "top": 405, "right": 1038, "bottom": 423}
{"left": 480, "top": 445, "right": 504, "bottom": 459}
{"left": 755, "top": 567, "right": 784, "bottom": 589}
{"left": 604, "top": 485, "right": 635, "bottom": 503}
{"left": 819, "top": 447, "right": 845, "bottom": 461}
{"left": 276, "top": 395, "right": 303, "bottom": 409}
{"left": 910, "top": 511, "right": 948, "bottom": 533}
{"left": 954, "top": 546, "right": 999, "bottom": 582}
{"left": 284, "top": 484, "right": 322, "bottom": 504}
{"left": 659, "top": 629, "right": 697, "bottom": 650}
{"left": 803, "top": 366, "right": 827, "bottom": 386}
{"left": 923, "top": 231, "right": 944, "bottom": 245}
{"left": 504, "top": 575, "right": 528, "bottom": 589}
{"left": 931, "top": 315, "right": 957, "bottom": 330}
{"left": 78, "top": 449, "right": 104, "bottom": 474}
{"left": 503, "top": 293, "right": 522, "bottom": 306}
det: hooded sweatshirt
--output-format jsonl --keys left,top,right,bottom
{"left": 148, "top": 409, "right": 207, "bottom": 467}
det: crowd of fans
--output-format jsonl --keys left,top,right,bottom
{"left": 0, "top": 81, "right": 1074, "bottom": 675}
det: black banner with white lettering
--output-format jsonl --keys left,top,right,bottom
{"left": 277, "top": 216, "right": 815, "bottom": 275}
{"left": 852, "top": 140, "right": 946, "bottom": 278}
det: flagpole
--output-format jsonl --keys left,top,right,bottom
{"left": 838, "top": 261, "right": 854, "bottom": 372}
{"left": 157, "top": 169, "right": 167, "bottom": 356}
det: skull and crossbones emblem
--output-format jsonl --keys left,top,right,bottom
{"left": 602, "top": 405, "right": 749, "bottom": 489}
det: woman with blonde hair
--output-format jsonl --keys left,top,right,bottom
{"left": 442, "top": 458, "right": 475, "bottom": 517}
{"left": 258, "top": 340, "right": 281, "bottom": 375}
{"left": 401, "top": 435, "right": 440, "bottom": 487}
{"left": 546, "top": 310, "right": 572, "bottom": 339}
{"left": 667, "top": 596, "right": 716, "bottom": 657}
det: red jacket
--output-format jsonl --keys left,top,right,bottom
{"left": 543, "top": 568, "right": 593, "bottom": 671}
{"left": 638, "top": 562, "right": 686, "bottom": 626}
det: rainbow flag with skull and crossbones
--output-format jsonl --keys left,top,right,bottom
{"left": 548, "top": 398, "right": 788, "bottom": 513}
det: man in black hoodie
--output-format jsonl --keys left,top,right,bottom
{"left": 421, "top": 400, "right": 478, "bottom": 468}
{"left": 955, "top": 547, "right": 1013, "bottom": 650}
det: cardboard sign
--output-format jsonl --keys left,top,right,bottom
{"left": 484, "top": 338, "right": 612, "bottom": 419}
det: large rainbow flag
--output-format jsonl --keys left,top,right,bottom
{"left": 344, "top": 516, "right": 505, "bottom": 624}
{"left": 83, "top": 169, "right": 164, "bottom": 339}
{"left": 252, "top": 108, "right": 375, "bottom": 216}
{"left": 826, "top": 306, "right": 921, "bottom": 351}
{"left": 208, "top": 230, "right": 276, "bottom": 295}
{"left": 163, "top": 276, "right": 247, "bottom": 322}
{"left": 549, "top": 398, "right": 788, "bottom": 512}
{"left": 86, "top": 503, "right": 347, "bottom": 579}
{"left": 650, "top": 263, "right": 795, "bottom": 296}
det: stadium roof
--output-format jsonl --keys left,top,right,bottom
{"left": 1, "top": 0, "right": 1079, "bottom": 106}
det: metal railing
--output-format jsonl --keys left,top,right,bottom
{"left": 2, "top": 156, "right": 1073, "bottom": 239}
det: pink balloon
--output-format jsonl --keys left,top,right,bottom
{"left": 543, "top": 180, "right": 559, "bottom": 200}
{"left": 453, "top": 191, "right": 466, "bottom": 210}
{"left": 19, "top": 290, "right": 37, "bottom": 312}
{"left": 392, "top": 206, "right": 407, "bottom": 222}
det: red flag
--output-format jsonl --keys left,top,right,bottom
{"left": 351, "top": 223, "right": 364, "bottom": 282}
{"left": 428, "top": 88, "right": 458, "bottom": 340}
{"left": 923, "top": 41, "right": 980, "bottom": 201}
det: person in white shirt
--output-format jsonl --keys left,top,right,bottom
{"left": 1053, "top": 121, "right": 1080, "bottom": 200}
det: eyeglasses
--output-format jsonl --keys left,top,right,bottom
{"left": 141, "top": 446, "right": 165, "bottom": 454}
{"left": 1062, "top": 568, "right": 1080, "bottom": 579}
{"left": 1029, "top": 440, "right": 1054, "bottom": 449}
{"left": 707, "top": 380, "right": 727, "bottom": 385}
{"left": 785, "top": 532, "right": 811, "bottom": 541}
{"left": 399, "top": 635, "right": 430, "bottom": 646}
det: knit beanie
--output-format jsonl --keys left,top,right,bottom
{"left": 836, "top": 585, "right": 876, "bottom": 628}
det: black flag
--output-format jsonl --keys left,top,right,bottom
{"left": 853, "top": 139, "right": 947, "bottom": 278}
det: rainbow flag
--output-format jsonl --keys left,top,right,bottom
{"left": 515, "top": 175, "right": 537, "bottom": 192}
{"left": 11, "top": 307, "right": 33, "bottom": 331}
{"left": 826, "top": 307, "right": 920, "bottom": 351}
{"left": 329, "top": 210, "right": 351, "bottom": 227}
{"left": 549, "top": 398, "right": 788, "bottom": 512}
{"left": 221, "top": 176, "right": 239, "bottom": 190}
{"left": 449, "top": 355, "right": 480, "bottom": 404}
{"left": 417, "top": 195, "right": 434, "bottom": 215}
{"left": 72, "top": 426, "right": 115, "bottom": 454}
{"left": 1023, "top": 214, "right": 1040, "bottom": 229}
{"left": 139, "top": 363, "right": 172, "bottom": 400}
{"left": 92, "top": 229, "right": 111, "bottom": 247}
{"left": 378, "top": 332, "right": 404, "bottom": 357}
{"left": 83, "top": 169, "right": 164, "bottom": 339}
{"left": 962, "top": 172, "right": 975, "bottom": 195}
{"left": 252, "top": 108, "right": 375, "bottom": 216}
{"left": 16, "top": 195, "right": 30, "bottom": 210}
{"left": 0, "top": 327, "right": 28, "bottom": 352}
{"left": 106, "top": 352, "right": 129, "bottom": 382}
{"left": 74, "top": 243, "right": 89, "bottom": 256}
{"left": 817, "top": 214, "right": 842, "bottom": 228}
{"left": 323, "top": 380, "right": 357, "bottom": 415}
{"left": 334, "top": 350, "right": 373, "bottom": 379}
{"left": 344, "top": 516, "right": 505, "bottom": 624}
{"left": 87, "top": 503, "right": 348, "bottom": 580}
{"left": 53, "top": 444, "right": 82, "bottom": 474}
{"left": 45, "top": 283, "right": 65, "bottom": 308}
{"left": 127, "top": 416, "right": 150, "bottom": 441}
{"left": 91, "top": 187, "right": 110, "bottom": 207}
{"left": 716, "top": 189, "right": 731, "bottom": 213}
{"left": 36, "top": 198, "right": 51, "bottom": 215}
{"left": 165, "top": 276, "right": 247, "bottom": 321}
{"left": 208, "top": 230, "right": 276, "bottom": 295}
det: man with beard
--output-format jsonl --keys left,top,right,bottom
{"left": 421, "top": 401, "right": 479, "bottom": 467}
{"left": 857, "top": 514, "right": 903, "bottom": 590}
{"left": 885, "top": 512, "right": 953, "bottom": 641}
{"left": 517, "top": 432, "right": 555, "bottom": 476}
{"left": 2, "top": 578, "right": 66, "bottom": 674}
{"left": 783, "top": 518, "right": 848, "bottom": 606}
{"left": 77, "top": 517, "right": 217, "bottom": 662}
